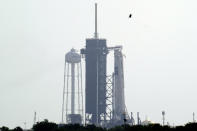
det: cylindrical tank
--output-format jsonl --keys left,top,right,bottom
{"left": 65, "top": 48, "right": 81, "bottom": 64}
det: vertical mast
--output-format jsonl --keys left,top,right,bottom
{"left": 95, "top": 3, "right": 98, "bottom": 123}
{"left": 71, "top": 63, "right": 75, "bottom": 114}
{"left": 193, "top": 112, "right": 195, "bottom": 122}
{"left": 34, "top": 111, "right": 37, "bottom": 125}
{"left": 94, "top": 3, "right": 98, "bottom": 39}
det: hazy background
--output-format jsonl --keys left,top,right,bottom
{"left": 1, "top": 0, "right": 197, "bottom": 128}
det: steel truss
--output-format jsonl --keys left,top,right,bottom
{"left": 105, "top": 75, "right": 113, "bottom": 121}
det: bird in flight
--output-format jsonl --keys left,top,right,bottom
{"left": 129, "top": 14, "right": 132, "bottom": 18}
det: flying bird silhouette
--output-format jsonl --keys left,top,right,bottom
{"left": 129, "top": 14, "right": 132, "bottom": 18}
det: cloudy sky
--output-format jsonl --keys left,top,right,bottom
{"left": 1, "top": 0, "right": 197, "bottom": 129}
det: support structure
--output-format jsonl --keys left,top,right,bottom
{"left": 82, "top": 38, "right": 108, "bottom": 125}
{"left": 105, "top": 75, "right": 113, "bottom": 121}
{"left": 193, "top": 112, "right": 196, "bottom": 123}
{"left": 62, "top": 48, "right": 84, "bottom": 124}
{"left": 81, "top": 3, "right": 108, "bottom": 126}
{"left": 80, "top": 3, "right": 133, "bottom": 127}
{"left": 33, "top": 111, "right": 37, "bottom": 125}
{"left": 162, "top": 111, "right": 165, "bottom": 126}
{"left": 137, "top": 112, "right": 141, "bottom": 125}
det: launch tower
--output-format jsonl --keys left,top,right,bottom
{"left": 81, "top": 3, "right": 108, "bottom": 125}
{"left": 80, "top": 3, "right": 134, "bottom": 127}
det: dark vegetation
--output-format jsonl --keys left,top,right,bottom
{"left": 1, "top": 120, "right": 197, "bottom": 131}
{"left": 0, "top": 126, "right": 23, "bottom": 131}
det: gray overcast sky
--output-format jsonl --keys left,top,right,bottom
{"left": 1, "top": 0, "right": 197, "bottom": 129}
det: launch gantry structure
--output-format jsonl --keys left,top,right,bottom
{"left": 80, "top": 3, "right": 134, "bottom": 127}
{"left": 61, "top": 3, "right": 134, "bottom": 127}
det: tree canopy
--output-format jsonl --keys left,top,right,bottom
{"left": 1, "top": 121, "right": 197, "bottom": 131}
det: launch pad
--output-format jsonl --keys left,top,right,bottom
{"left": 61, "top": 3, "right": 134, "bottom": 127}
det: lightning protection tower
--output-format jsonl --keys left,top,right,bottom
{"left": 62, "top": 48, "right": 84, "bottom": 124}
{"left": 162, "top": 111, "right": 165, "bottom": 126}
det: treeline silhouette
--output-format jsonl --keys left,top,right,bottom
{"left": 1, "top": 119, "right": 197, "bottom": 131}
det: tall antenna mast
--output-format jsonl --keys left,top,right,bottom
{"left": 94, "top": 3, "right": 98, "bottom": 39}
{"left": 193, "top": 112, "right": 196, "bottom": 122}
{"left": 162, "top": 111, "right": 165, "bottom": 126}
{"left": 34, "top": 111, "right": 37, "bottom": 125}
